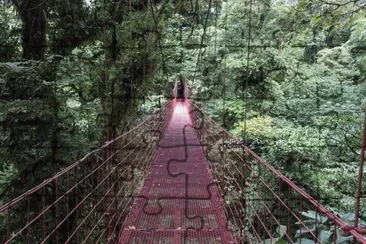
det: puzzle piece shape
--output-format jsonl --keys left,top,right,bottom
{"left": 119, "top": 100, "right": 237, "bottom": 243}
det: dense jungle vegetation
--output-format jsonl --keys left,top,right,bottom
{"left": 0, "top": 0, "right": 365, "bottom": 226}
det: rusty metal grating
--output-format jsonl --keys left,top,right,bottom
{"left": 120, "top": 230, "right": 235, "bottom": 244}
{"left": 119, "top": 101, "right": 235, "bottom": 243}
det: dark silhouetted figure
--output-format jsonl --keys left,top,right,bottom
{"left": 177, "top": 78, "right": 185, "bottom": 101}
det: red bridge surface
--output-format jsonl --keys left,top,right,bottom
{"left": 119, "top": 101, "right": 235, "bottom": 243}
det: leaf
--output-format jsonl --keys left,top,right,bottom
{"left": 341, "top": 213, "right": 355, "bottom": 225}
{"left": 301, "top": 211, "right": 328, "bottom": 223}
{"left": 336, "top": 235, "right": 353, "bottom": 244}
{"left": 264, "top": 225, "right": 288, "bottom": 244}
{"left": 295, "top": 225, "right": 316, "bottom": 237}
{"left": 264, "top": 237, "right": 280, "bottom": 244}
{"left": 276, "top": 225, "right": 287, "bottom": 238}
{"left": 294, "top": 239, "right": 316, "bottom": 244}
{"left": 264, "top": 238, "right": 275, "bottom": 244}
{"left": 319, "top": 230, "right": 332, "bottom": 242}
{"left": 301, "top": 211, "right": 317, "bottom": 219}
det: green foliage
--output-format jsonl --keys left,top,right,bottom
{"left": 294, "top": 211, "right": 365, "bottom": 243}
{"left": 233, "top": 115, "right": 275, "bottom": 152}
{"left": 0, "top": 60, "right": 57, "bottom": 196}
{"left": 0, "top": 0, "right": 365, "bottom": 239}
{"left": 192, "top": 0, "right": 366, "bottom": 219}
{"left": 264, "top": 225, "right": 287, "bottom": 244}
{"left": 0, "top": 4, "right": 21, "bottom": 60}
{"left": 0, "top": 163, "right": 17, "bottom": 203}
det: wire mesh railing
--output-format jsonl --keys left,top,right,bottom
{"left": 1, "top": 99, "right": 364, "bottom": 243}
{"left": 0, "top": 101, "right": 173, "bottom": 244}
{"left": 189, "top": 102, "right": 366, "bottom": 243}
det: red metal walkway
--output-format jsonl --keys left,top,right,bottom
{"left": 119, "top": 101, "right": 235, "bottom": 243}
{"left": 2, "top": 100, "right": 365, "bottom": 243}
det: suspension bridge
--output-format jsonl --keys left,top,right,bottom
{"left": 0, "top": 99, "right": 365, "bottom": 243}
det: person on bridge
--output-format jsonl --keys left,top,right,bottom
{"left": 176, "top": 76, "right": 185, "bottom": 101}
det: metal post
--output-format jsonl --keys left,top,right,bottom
{"left": 355, "top": 107, "right": 366, "bottom": 228}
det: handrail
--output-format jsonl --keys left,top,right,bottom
{"left": 190, "top": 101, "right": 366, "bottom": 243}
{"left": 1, "top": 100, "right": 173, "bottom": 243}
{"left": 0, "top": 100, "right": 171, "bottom": 213}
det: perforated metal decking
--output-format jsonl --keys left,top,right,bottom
{"left": 119, "top": 101, "right": 235, "bottom": 243}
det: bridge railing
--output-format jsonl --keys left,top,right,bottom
{"left": 0, "top": 101, "right": 173, "bottom": 244}
{"left": 189, "top": 102, "right": 366, "bottom": 243}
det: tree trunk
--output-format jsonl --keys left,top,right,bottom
{"left": 13, "top": 0, "right": 47, "bottom": 60}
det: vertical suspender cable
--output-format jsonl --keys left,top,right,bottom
{"left": 103, "top": 0, "right": 108, "bottom": 142}
{"left": 243, "top": 0, "right": 253, "bottom": 143}
{"left": 355, "top": 107, "right": 366, "bottom": 229}
{"left": 102, "top": 0, "right": 111, "bottom": 240}
{"left": 241, "top": 2, "right": 253, "bottom": 239}
{"left": 149, "top": 0, "right": 168, "bottom": 82}
{"left": 192, "top": 0, "right": 213, "bottom": 98}
{"left": 222, "top": 0, "right": 228, "bottom": 127}
{"left": 214, "top": 2, "right": 218, "bottom": 56}
{"left": 130, "top": 0, "right": 133, "bottom": 118}
{"left": 109, "top": 2, "right": 118, "bottom": 240}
